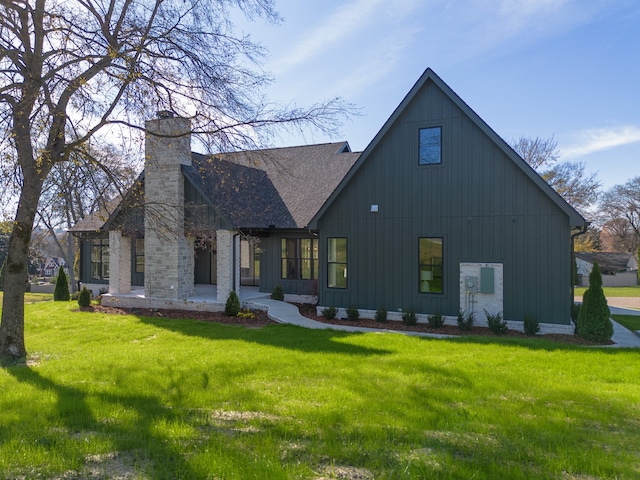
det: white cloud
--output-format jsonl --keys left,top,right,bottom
{"left": 561, "top": 126, "right": 640, "bottom": 159}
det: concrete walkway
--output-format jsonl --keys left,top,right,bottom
{"left": 246, "top": 298, "right": 640, "bottom": 348}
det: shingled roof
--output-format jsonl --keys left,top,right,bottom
{"left": 73, "top": 142, "right": 360, "bottom": 232}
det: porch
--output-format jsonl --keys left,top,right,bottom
{"left": 101, "top": 284, "right": 270, "bottom": 312}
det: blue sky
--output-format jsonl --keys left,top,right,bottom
{"left": 238, "top": 0, "right": 640, "bottom": 190}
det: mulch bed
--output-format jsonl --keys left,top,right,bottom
{"left": 83, "top": 303, "right": 610, "bottom": 346}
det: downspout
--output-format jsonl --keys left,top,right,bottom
{"left": 570, "top": 223, "right": 590, "bottom": 324}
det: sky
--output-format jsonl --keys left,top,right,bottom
{"left": 234, "top": 0, "right": 640, "bottom": 190}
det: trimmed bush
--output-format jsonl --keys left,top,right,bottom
{"left": 523, "top": 315, "right": 540, "bottom": 336}
{"left": 485, "top": 310, "right": 508, "bottom": 335}
{"left": 401, "top": 310, "right": 417, "bottom": 326}
{"left": 78, "top": 287, "right": 92, "bottom": 308}
{"left": 53, "top": 266, "right": 70, "bottom": 301}
{"left": 225, "top": 290, "right": 241, "bottom": 317}
{"left": 457, "top": 311, "right": 474, "bottom": 331}
{"left": 577, "top": 261, "right": 613, "bottom": 342}
{"left": 375, "top": 306, "right": 387, "bottom": 323}
{"left": 322, "top": 306, "right": 337, "bottom": 320}
{"left": 346, "top": 305, "right": 360, "bottom": 321}
{"left": 271, "top": 285, "right": 284, "bottom": 301}
{"left": 427, "top": 312, "right": 445, "bottom": 328}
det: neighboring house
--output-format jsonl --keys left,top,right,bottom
{"left": 576, "top": 252, "right": 639, "bottom": 287}
{"left": 74, "top": 68, "right": 587, "bottom": 329}
{"left": 39, "top": 257, "right": 67, "bottom": 277}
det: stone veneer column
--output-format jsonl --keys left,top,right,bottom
{"left": 144, "top": 113, "right": 194, "bottom": 300}
{"left": 108, "top": 231, "right": 131, "bottom": 294}
{"left": 216, "top": 230, "right": 238, "bottom": 302}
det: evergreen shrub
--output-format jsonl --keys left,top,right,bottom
{"left": 271, "top": 285, "right": 284, "bottom": 301}
{"left": 523, "top": 315, "right": 540, "bottom": 336}
{"left": 457, "top": 311, "right": 473, "bottom": 331}
{"left": 78, "top": 287, "right": 92, "bottom": 308}
{"left": 225, "top": 290, "right": 241, "bottom": 317}
{"left": 346, "top": 305, "right": 360, "bottom": 321}
{"left": 577, "top": 261, "right": 613, "bottom": 342}
{"left": 53, "top": 266, "right": 70, "bottom": 301}
{"left": 321, "top": 306, "right": 337, "bottom": 320}
{"left": 427, "top": 312, "right": 445, "bottom": 328}
{"left": 485, "top": 310, "right": 508, "bottom": 335}
{"left": 375, "top": 306, "right": 387, "bottom": 322}
{"left": 401, "top": 310, "right": 417, "bottom": 326}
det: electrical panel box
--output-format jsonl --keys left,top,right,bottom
{"left": 480, "top": 267, "right": 495, "bottom": 294}
{"left": 464, "top": 276, "right": 478, "bottom": 293}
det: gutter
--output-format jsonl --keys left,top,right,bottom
{"left": 570, "top": 223, "right": 590, "bottom": 325}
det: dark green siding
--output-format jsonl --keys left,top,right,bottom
{"left": 317, "top": 80, "right": 572, "bottom": 324}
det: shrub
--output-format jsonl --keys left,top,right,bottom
{"left": 346, "top": 305, "right": 360, "bottom": 321}
{"left": 485, "top": 310, "right": 508, "bottom": 335}
{"left": 225, "top": 290, "right": 241, "bottom": 317}
{"left": 78, "top": 287, "right": 92, "bottom": 308}
{"left": 271, "top": 285, "right": 284, "bottom": 301}
{"left": 427, "top": 312, "right": 445, "bottom": 328}
{"left": 322, "top": 306, "right": 337, "bottom": 320}
{"left": 577, "top": 261, "right": 613, "bottom": 342}
{"left": 402, "top": 309, "right": 417, "bottom": 326}
{"left": 457, "top": 311, "right": 473, "bottom": 331}
{"left": 523, "top": 315, "right": 540, "bottom": 336}
{"left": 375, "top": 306, "right": 387, "bottom": 322}
{"left": 53, "top": 266, "right": 70, "bottom": 301}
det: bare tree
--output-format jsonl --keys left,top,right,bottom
{"left": 0, "top": 0, "right": 351, "bottom": 363}
{"left": 511, "top": 136, "right": 600, "bottom": 215}
{"left": 599, "top": 177, "right": 640, "bottom": 253}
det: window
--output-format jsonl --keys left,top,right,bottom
{"left": 135, "top": 238, "right": 145, "bottom": 274}
{"left": 281, "top": 238, "right": 318, "bottom": 280}
{"left": 328, "top": 237, "right": 347, "bottom": 289}
{"left": 419, "top": 238, "right": 443, "bottom": 293}
{"left": 419, "top": 127, "right": 442, "bottom": 165}
{"left": 90, "top": 238, "right": 109, "bottom": 280}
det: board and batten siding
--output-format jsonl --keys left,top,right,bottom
{"left": 316, "top": 79, "right": 573, "bottom": 324}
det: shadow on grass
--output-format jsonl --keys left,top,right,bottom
{"left": 6, "top": 365, "right": 198, "bottom": 479}
{"left": 136, "top": 315, "right": 394, "bottom": 356}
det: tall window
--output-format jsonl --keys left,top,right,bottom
{"left": 419, "top": 238, "right": 443, "bottom": 293}
{"left": 135, "top": 238, "right": 145, "bottom": 274}
{"left": 419, "top": 127, "right": 442, "bottom": 165}
{"left": 281, "top": 238, "right": 318, "bottom": 280}
{"left": 327, "top": 237, "right": 347, "bottom": 289}
{"left": 91, "top": 238, "right": 109, "bottom": 280}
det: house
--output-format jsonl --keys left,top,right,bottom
{"left": 576, "top": 252, "right": 638, "bottom": 287}
{"left": 74, "top": 68, "right": 587, "bottom": 331}
{"left": 39, "top": 257, "right": 67, "bottom": 277}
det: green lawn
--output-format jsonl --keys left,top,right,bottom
{"left": 0, "top": 291, "right": 53, "bottom": 304}
{"left": 612, "top": 314, "right": 640, "bottom": 333}
{"left": 575, "top": 285, "right": 640, "bottom": 297}
{"left": 1, "top": 302, "right": 639, "bottom": 479}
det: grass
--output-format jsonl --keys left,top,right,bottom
{"left": 575, "top": 285, "right": 640, "bottom": 297}
{"left": 612, "top": 314, "right": 640, "bottom": 333}
{"left": 1, "top": 302, "right": 639, "bottom": 479}
{"left": 0, "top": 291, "right": 53, "bottom": 304}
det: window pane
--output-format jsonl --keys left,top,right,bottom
{"left": 328, "top": 238, "right": 347, "bottom": 263}
{"left": 328, "top": 237, "right": 347, "bottom": 289}
{"left": 419, "top": 237, "right": 443, "bottom": 293}
{"left": 328, "top": 263, "right": 347, "bottom": 289}
{"left": 419, "top": 127, "right": 442, "bottom": 165}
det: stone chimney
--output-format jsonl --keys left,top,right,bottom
{"left": 143, "top": 112, "right": 194, "bottom": 300}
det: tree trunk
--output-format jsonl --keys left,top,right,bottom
{"left": 0, "top": 176, "right": 46, "bottom": 363}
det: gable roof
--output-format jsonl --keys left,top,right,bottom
{"left": 73, "top": 142, "right": 360, "bottom": 233}
{"left": 575, "top": 252, "right": 637, "bottom": 274}
{"left": 216, "top": 142, "right": 360, "bottom": 228}
{"left": 309, "top": 68, "right": 587, "bottom": 229}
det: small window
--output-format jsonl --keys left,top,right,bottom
{"left": 419, "top": 127, "right": 442, "bottom": 165}
{"left": 135, "top": 238, "right": 145, "bottom": 274}
{"left": 419, "top": 238, "right": 443, "bottom": 293}
{"left": 327, "top": 237, "right": 347, "bottom": 289}
{"left": 281, "top": 238, "right": 318, "bottom": 280}
{"left": 90, "top": 238, "right": 109, "bottom": 280}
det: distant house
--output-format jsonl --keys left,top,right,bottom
{"left": 39, "top": 257, "right": 67, "bottom": 277}
{"left": 576, "top": 252, "right": 638, "bottom": 287}
{"left": 74, "top": 68, "right": 587, "bottom": 331}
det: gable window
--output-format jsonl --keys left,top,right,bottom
{"left": 419, "top": 237, "right": 443, "bottom": 293}
{"left": 327, "top": 237, "right": 347, "bottom": 289}
{"left": 281, "top": 238, "right": 318, "bottom": 280}
{"left": 419, "top": 127, "right": 442, "bottom": 165}
{"left": 91, "top": 238, "right": 109, "bottom": 280}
